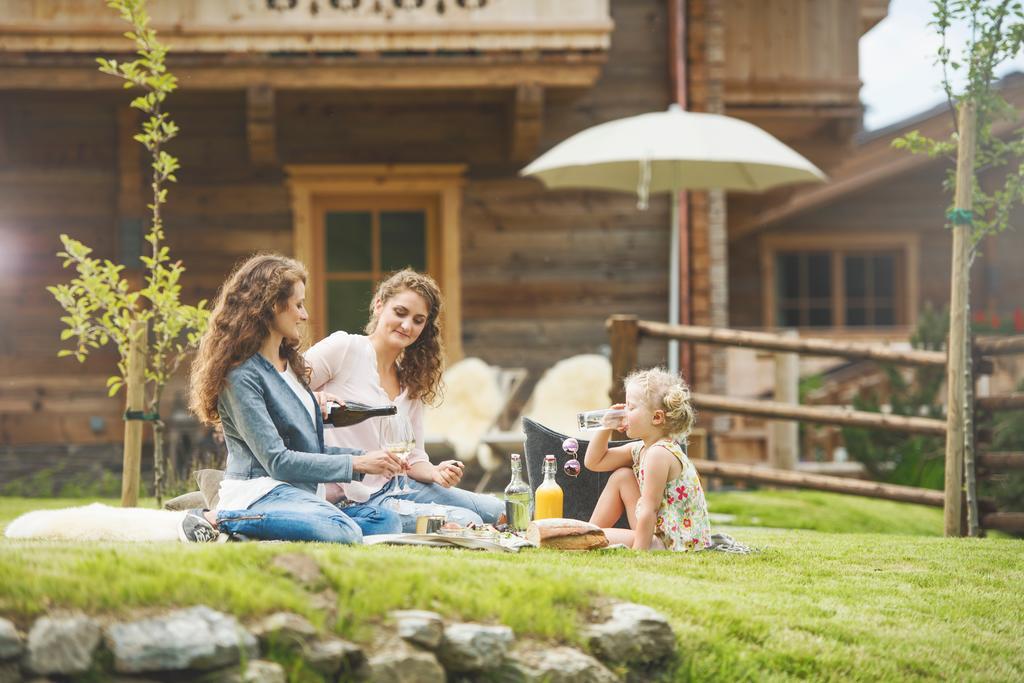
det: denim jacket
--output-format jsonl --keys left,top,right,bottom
{"left": 219, "top": 353, "right": 363, "bottom": 493}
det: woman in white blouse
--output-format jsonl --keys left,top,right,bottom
{"left": 306, "top": 269, "right": 504, "bottom": 531}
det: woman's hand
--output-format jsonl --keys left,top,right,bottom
{"left": 313, "top": 391, "right": 343, "bottom": 420}
{"left": 432, "top": 460, "right": 464, "bottom": 488}
{"left": 352, "top": 449, "right": 404, "bottom": 478}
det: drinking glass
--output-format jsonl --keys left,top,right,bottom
{"left": 380, "top": 413, "right": 416, "bottom": 495}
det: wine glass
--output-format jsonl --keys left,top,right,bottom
{"left": 380, "top": 413, "right": 416, "bottom": 495}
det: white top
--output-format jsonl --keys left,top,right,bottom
{"left": 216, "top": 364, "right": 319, "bottom": 511}
{"left": 306, "top": 331, "right": 429, "bottom": 502}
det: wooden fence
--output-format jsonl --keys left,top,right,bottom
{"left": 607, "top": 314, "right": 1024, "bottom": 535}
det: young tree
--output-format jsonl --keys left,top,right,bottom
{"left": 894, "top": 1, "right": 1024, "bottom": 536}
{"left": 47, "top": 0, "right": 208, "bottom": 505}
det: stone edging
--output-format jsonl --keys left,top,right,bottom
{"left": 0, "top": 599, "right": 677, "bottom": 682}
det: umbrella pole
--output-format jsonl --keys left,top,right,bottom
{"left": 669, "top": 192, "right": 680, "bottom": 374}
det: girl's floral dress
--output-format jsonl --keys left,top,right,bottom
{"left": 632, "top": 439, "right": 712, "bottom": 551}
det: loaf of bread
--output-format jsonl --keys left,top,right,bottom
{"left": 526, "top": 518, "right": 609, "bottom": 550}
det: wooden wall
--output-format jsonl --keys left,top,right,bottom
{"left": 730, "top": 162, "right": 1024, "bottom": 329}
{"left": 0, "top": 0, "right": 671, "bottom": 451}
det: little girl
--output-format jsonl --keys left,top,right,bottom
{"left": 584, "top": 367, "right": 711, "bottom": 551}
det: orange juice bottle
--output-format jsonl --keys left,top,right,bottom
{"left": 533, "top": 454, "right": 563, "bottom": 520}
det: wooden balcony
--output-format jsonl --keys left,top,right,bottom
{"left": 1, "top": 0, "right": 612, "bottom": 53}
{"left": 0, "top": 0, "right": 612, "bottom": 91}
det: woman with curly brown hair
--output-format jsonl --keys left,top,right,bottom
{"left": 182, "top": 254, "right": 403, "bottom": 543}
{"left": 306, "top": 269, "right": 504, "bottom": 532}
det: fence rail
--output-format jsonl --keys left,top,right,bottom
{"left": 607, "top": 314, "right": 1024, "bottom": 535}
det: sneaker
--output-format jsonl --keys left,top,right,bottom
{"left": 179, "top": 508, "right": 218, "bottom": 543}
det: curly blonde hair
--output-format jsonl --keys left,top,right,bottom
{"left": 365, "top": 269, "right": 445, "bottom": 405}
{"left": 189, "top": 254, "right": 310, "bottom": 425}
{"left": 624, "top": 367, "right": 696, "bottom": 440}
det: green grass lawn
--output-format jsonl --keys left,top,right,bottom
{"left": 1, "top": 493, "right": 1020, "bottom": 682}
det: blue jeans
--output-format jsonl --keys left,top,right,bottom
{"left": 216, "top": 484, "right": 401, "bottom": 543}
{"left": 366, "top": 478, "right": 505, "bottom": 533}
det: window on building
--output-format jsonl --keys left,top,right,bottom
{"left": 775, "top": 249, "right": 903, "bottom": 328}
{"left": 286, "top": 165, "right": 465, "bottom": 358}
{"left": 323, "top": 203, "right": 432, "bottom": 334}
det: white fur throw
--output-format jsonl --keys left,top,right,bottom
{"left": 423, "top": 357, "right": 505, "bottom": 463}
{"left": 522, "top": 354, "right": 613, "bottom": 439}
{"left": 4, "top": 503, "right": 184, "bottom": 542}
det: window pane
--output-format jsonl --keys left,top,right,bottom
{"left": 808, "top": 252, "right": 831, "bottom": 296}
{"left": 875, "top": 307, "right": 895, "bottom": 326}
{"left": 777, "top": 253, "right": 800, "bottom": 298}
{"left": 327, "top": 279, "right": 375, "bottom": 334}
{"left": 847, "top": 307, "right": 867, "bottom": 326}
{"left": 380, "top": 211, "right": 427, "bottom": 272}
{"left": 325, "top": 212, "right": 372, "bottom": 273}
{"left": 780, "top": 307, "right": 801, "bottom": 328}
{"left": 874, "top": 254, "right": 895, "bottom": 296}
{"left": 845, "top": 255, "right": 866, "bottom": 297}
{"left": 809, "top": 307, "right": 832, "bottom": 327}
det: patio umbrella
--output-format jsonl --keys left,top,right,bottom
{"left": 520, "top": 104, "right": 826, "bottom": 371}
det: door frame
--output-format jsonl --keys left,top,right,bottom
{"left": 285, "top": 164, "right": 466, "bottom": 359}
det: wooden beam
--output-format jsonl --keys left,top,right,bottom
{"left": 977, "top": 452, "right": 1024, "bottom": 472}
{"left": 976, "top": 393, "right": 1024, "bottom": 411}
{"left": 692, "top": 459, "right": 945, "bottom": 507}
{"left": 607, "top": 315, "right": 639, "bottom": 405}
{"left": 981, "top": 512, "right": 1024, "bottom": 533}
{"left": 636, "top": 321, "right": 948, "bottom": 367}
{"left": 691, "top": 393, "right": 948, "bottom": 436}
{"left": 975, "top": 335, "right": 1024, "bottom": 357}
{"left": 509, "top": 83, "right": 544, "bottom": 162}
{"left": 246, "top": 85, "right": 277, "bottom": 166}
{"left": 0, "top": 56, "right": 606, "bottom": 91}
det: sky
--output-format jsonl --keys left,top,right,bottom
{"left": 860, "top": 0, "right": 1024, "bottom": 131}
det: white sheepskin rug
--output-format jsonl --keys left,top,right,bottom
{"left": 423, "top": 357, "right": 505, "bottom": 463}
{"left": 522, "top": 354, "right": 613, "bottom": 439}
{"left": 4, "top": 503, "right": 184, "bottom": 542}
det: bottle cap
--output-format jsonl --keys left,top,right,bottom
{"left": 510, "top": 453, "right": 521, "bottom": 461}
{"left": 544, "top": 454, "right": 556, "bottom": 462}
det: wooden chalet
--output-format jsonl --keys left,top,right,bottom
{"left": 0, "top": 1, "right": 897, "bottom": 481}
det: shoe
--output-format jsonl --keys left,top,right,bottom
{"left": 179, "top": 508, "right": 218, "bottom": 543}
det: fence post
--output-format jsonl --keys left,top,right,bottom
{"left": 608, "top": 315, "right": 639, "bottom": 405}
{"left": 771, "top": 330, "right": 799, "bottom": 470}
{"left": 121, "top": 319, "right": 147, "bottom": 508}
{"left": 944, "top": 100, "right": 976, "bottom": 537}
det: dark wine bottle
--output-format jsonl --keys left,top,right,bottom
{"left": 324, "top": 401, "right": 397, "bottom": 428}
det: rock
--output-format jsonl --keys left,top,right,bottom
{"left": 0, "top": 619, "right": 22, "bottom": 660}
{"left": 0, "top": 661, "right": 21, "bottom": 683}
{"left": 303, "top": 636, "right": 364, "bottom": 678}
{"left": 105, "top": 606, "right": 258, "bottom": 673}
{"left": 390, "top": 610, "right": 444, "bottom": 649}
{"left": 269, "top": 554, "right": 323, "bottom": 586}
{"left": 437, "top": 623, "right": 514, "bottom": 673}
{"left": 504, "top": 645, "right": 619, "bottom": 683}
{"left": 248, "top": 612, "right": 317, "bottom": 650}
{"left": 366, "top": 639, "right": 445, "bottom": 683}
{"left": 23, "top": 614, "right": 101, "bottom": 675}
{"left": 243, "top": 660, "right": 286, "bottom": 683}
{"left": 584, "top": 602, "right": 676, "bottom": 665}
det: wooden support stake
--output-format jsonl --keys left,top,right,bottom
{"left": 121, "top": 319, "right": 147, "bottom": 508}
{"left": 607, "top": 315, "right": 639, "bottom": 405}
{"left": 770, "top": 330, "right": 799, "bottom": 470}
{"left": 944, "top": 100, "right": 976, "bottom": 538}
